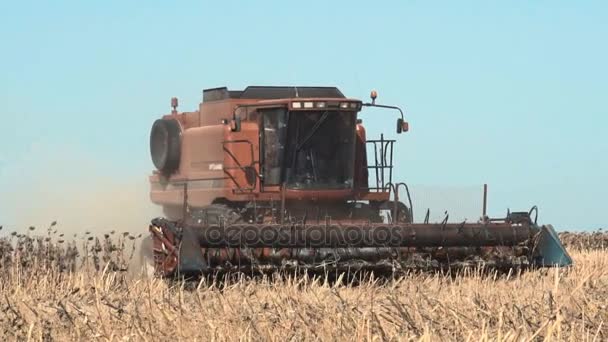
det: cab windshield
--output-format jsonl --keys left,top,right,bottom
{"left": 261, "top": 109, "right": 356, "bottom": 189}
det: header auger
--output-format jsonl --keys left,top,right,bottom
{"left": 146, "top": 86, "right": 571, "bottom": 277}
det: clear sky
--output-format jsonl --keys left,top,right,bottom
{"left": 0, "top": 1, "right": 606, "bottom": 231}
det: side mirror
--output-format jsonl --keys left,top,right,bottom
{"left": 396, "top": 118, "right": 409, "bottom": 134}
{"left": 231, "top": 116, "right": 242, "bottom": 132}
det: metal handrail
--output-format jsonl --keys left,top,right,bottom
{"left": 383, "top": 182, "right": 414, "bottom": 223}
{"left": 365, "top": 134, "right": 395, "bottom": 192}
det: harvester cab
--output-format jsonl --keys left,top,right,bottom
{"left": 147, "top": 86, "right": 571, "bottom": 277}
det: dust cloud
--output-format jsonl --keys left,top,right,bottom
{"left": 8, "top": 178, "right": 158, "bottom": 237}
{"left": 0, "top": 145, "right": 160, "bottom": 238}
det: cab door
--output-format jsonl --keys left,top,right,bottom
{"left": 222, "top": 122, "right": 260, "bottom": 194}
{"left": 259, "top": 108, "right": 288, "bottom": 190}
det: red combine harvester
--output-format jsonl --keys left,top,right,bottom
{"left": 147, "top": 86, "right": 571, "bottom": 276}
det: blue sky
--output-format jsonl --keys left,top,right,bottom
{"left": 0, "top": 1, "right": 606, "bottom": 230}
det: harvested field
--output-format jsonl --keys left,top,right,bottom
{"left": 0, "top": 228, "right": 606, "bottom": 341}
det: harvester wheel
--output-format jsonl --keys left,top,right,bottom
{"left": 150, "top": 119, "right": 181, "bottom": 174}
{"left": 377, "top": 201, "right": 412, "bottom": 224}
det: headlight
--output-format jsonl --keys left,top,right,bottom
{"left": 292, "top": 102, "right": 302, "bottom": 109}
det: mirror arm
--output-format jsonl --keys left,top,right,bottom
{"left": 362, "top": 103, "right": 405, "bottom": 121}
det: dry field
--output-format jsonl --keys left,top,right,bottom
{"left": 0, "top": 226, "right": 606, "bottom": 341}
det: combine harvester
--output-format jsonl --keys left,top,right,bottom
{"left": 146, "top": 86, "right": 571, "bottom": 276}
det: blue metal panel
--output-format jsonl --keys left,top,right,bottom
{"left": 533, "top": 225, "right": 573, "bottom": 267}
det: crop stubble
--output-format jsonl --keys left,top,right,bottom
{"left": 0, "top": 225, "right": 606, "bottom": 341}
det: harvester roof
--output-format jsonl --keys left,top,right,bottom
{"left": 202, "top": 86, "right": 345, "bottom": 102}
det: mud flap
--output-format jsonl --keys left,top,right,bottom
{"left": 178, "top": 226, "right": 208, "bottom": 274}
{"left": 532, "top": 225, "right": 573, "bottom": 267}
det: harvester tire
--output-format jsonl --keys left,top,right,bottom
{"left": 377, "top": 200, "right": 412, "bottom": 224}
{"left": 150, "top": 119, "right": 181, "bottom": 174}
